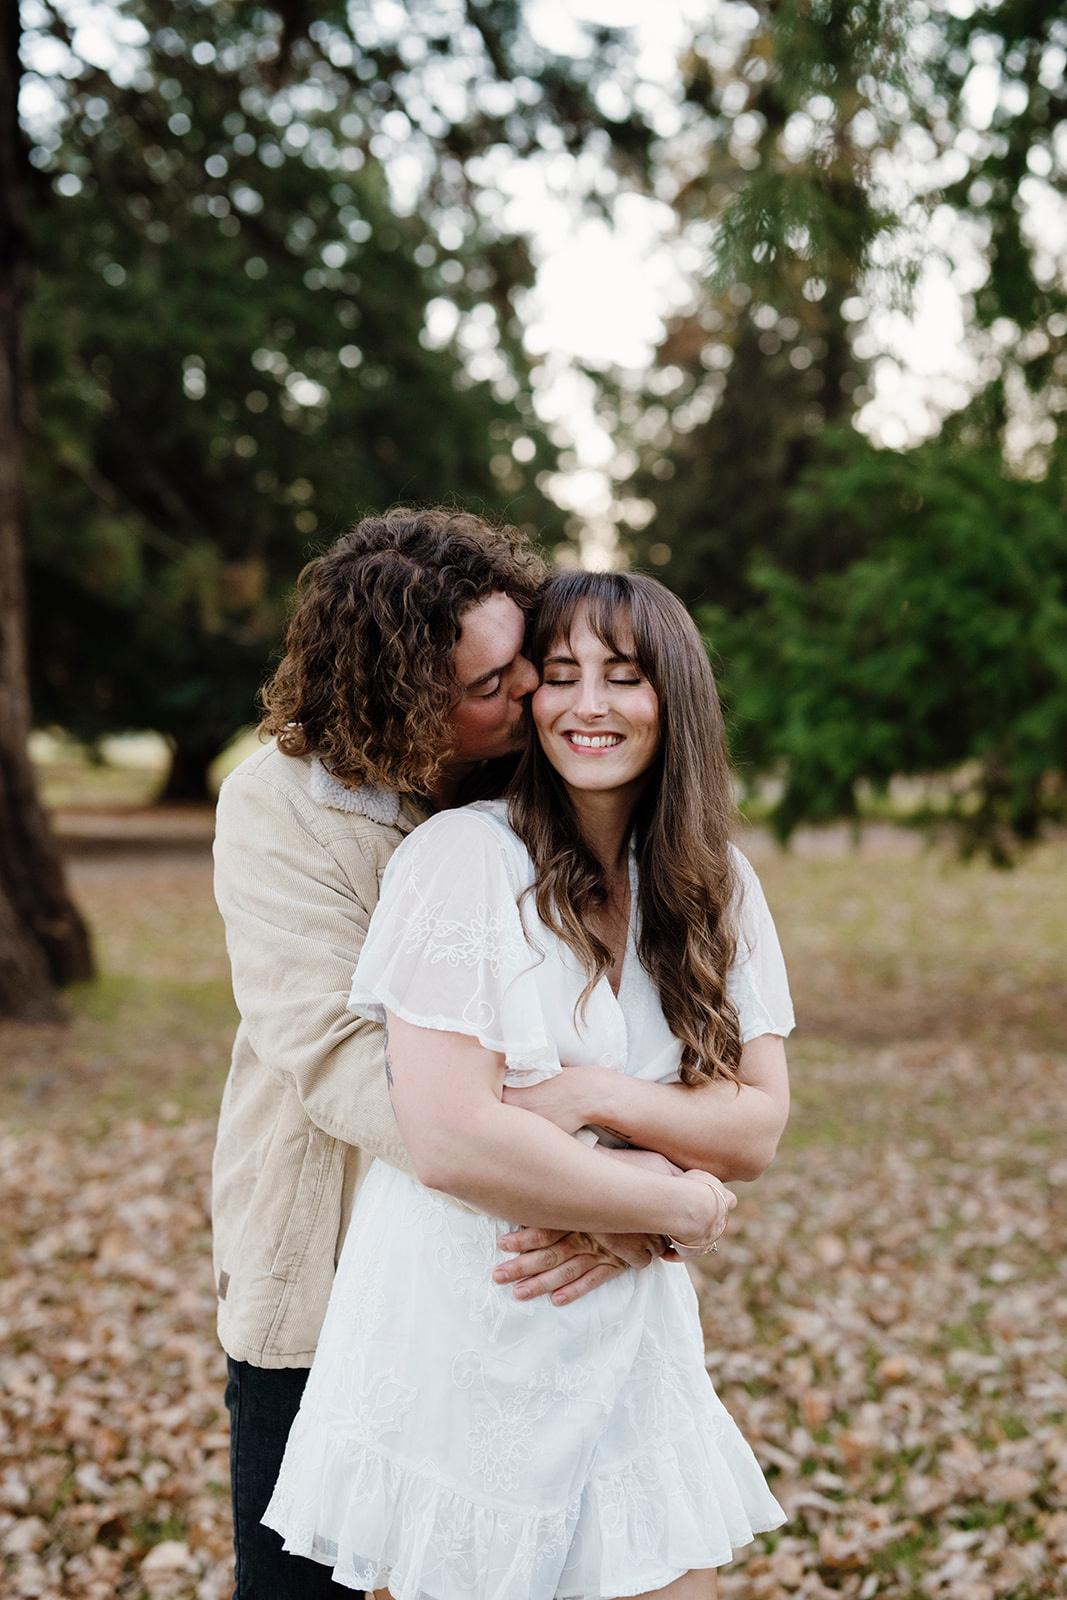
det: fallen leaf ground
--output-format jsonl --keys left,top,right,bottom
{"left": 1, "top": 811, "right": 1065, "bottom": 1599}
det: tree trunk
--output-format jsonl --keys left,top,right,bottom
{"left": 0, "top": 3, "right": 93, "bottom": 1021}
{"left": 819, "top": 276, "right": 853, "bottom": 430}
{"left": 158, "top": 737, "right": 218, "bottom": 803}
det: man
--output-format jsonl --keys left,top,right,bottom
{"left": 212, "top": 507, "right": 663, "bottom": 1598}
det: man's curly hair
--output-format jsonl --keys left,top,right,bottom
{"left": 259, "top": 506, "right": 547, "bottom": 794}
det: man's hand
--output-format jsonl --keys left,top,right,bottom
{"left": 493, "top": 1226, "right": 669, "bottom": 1306}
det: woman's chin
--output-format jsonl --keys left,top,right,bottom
{"left": 554, "top": 765, "right": 645, "bottom": 797}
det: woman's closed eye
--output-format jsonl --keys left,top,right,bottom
{"left": 543, "top": 676, "right": 643, "bottom": 687}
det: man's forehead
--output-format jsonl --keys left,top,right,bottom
{"left": 454, "top": 593, "right": 524, "bottom": 671}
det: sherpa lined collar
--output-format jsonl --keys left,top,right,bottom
{"left": 309, "top": 758, "right": 403, "bottom": 825}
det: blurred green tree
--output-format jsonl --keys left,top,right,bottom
{"left": 931, "top": 0, "right": 1066, "bottom": 470}
{"left": 23, "top": 0, "right": 649, "bottom": 797}
{"left": 622, "top": 0, "right": 911, "bottom": 606}
{"left": 706, "top": 434, "right": 1067, "bottom": 859}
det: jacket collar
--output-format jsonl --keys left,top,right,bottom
{"left": 309, "top": 758, "right": 405, "bottom": 826}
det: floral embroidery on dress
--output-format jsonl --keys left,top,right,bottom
{"left": 453, "top": 1353, "right": 599, "bottom": 1499}
{"left": 593, "top": 1450, "right": 665, "bottom": 1548}
{"left": 434, "top": 1214, "right": 536, "bottom": 1336}
{"left": 329, "top": 1228, "right": 390, "bottom": 1344}
{"left": 348, "top": 808, "right": 565, "bottom": 1082}
{"left": 325, "top": 1352, "right": 418, "bottom": 1452}
{"left": 402, "top": 898, "right": 530, "bottom": 981}
{"left": 395, "top": 826, "right": 535, "bottom": 985}
{"left": 463, "top": 1379, "right": 554, "bottom": 1496}
{"left": 265, "top": 1150, "right": 787, "bottom": 1600}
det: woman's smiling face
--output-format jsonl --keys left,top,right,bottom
{"left": 531, "top": 605, "right": 661, "bottom": 798}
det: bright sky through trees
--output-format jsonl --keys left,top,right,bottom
{"left": 523, "top": 1, "right": 1015, "bottom": 475}
{"left": 18, "top": 0, "right": 1059, "bottom": 561}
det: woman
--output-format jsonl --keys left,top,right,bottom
{"left": 264, "top": 571, "right": 795, "bottom": 1600}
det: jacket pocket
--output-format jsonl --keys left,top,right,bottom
{"left": 269, "top": 1126, "right": 331, "bottom": 1282}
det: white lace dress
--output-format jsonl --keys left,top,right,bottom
{"left": 263, "top": 801, "right": 795, "bottom": 1600}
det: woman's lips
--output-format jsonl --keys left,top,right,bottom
{"left": 562, "top": 732, "right": 625, "bottom": 753}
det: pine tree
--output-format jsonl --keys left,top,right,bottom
{"left": 622, "top": 0, "right": 910, "bottom": 605}
{"left": 932, "top": 0, "right": 1066, "bottom": 471}
{"left": 24, "top": 0, "right": 651, "bottom": 797}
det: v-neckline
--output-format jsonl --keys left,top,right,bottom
{"left": 604, "top": 851, "right": 638, "bottom": 1003}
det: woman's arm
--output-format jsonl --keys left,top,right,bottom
{"left": 593, "top": 1034, "right": 789, "bottom": 1180}
{"left": 503, "top": 1034, "right": 790, "bottom": 1183}
{"left": 384, "top": 1013, "right": 727, "bottom": 1245}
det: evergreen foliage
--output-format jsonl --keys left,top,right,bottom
{"left": 706, "top": 436, "right": 1067, "bottom": 858}
{"left": 23, "top": 0, "right": 645, "bottom": 794}
{"left": 930, "top": 0, "right": 1066, "bottom": 469}
{"left": 624, "top": 0, "right": 912, "bottom": 607}
{"left": 17, "top": 1, "right": 1067, "bottom": 848}
{"left": 614, "top": 1, "right": 1065, "bottom": 856}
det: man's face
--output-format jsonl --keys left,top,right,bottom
{"left": 448, "top": 592, "right": 539, "bottom": 766}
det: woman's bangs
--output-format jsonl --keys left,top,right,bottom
{"left": 533, "top": 574, "right": 649, "bottom": 675}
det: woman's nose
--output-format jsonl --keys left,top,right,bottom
{"left": 573, "top": 676, "right": 608, "bottom": 718}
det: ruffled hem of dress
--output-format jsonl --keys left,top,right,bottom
{"left": 263, "top": 1438, "right": 578, "bottom": 1600}
{"left": 558, "top": 1426, "right": 787, "bottom": 1596}
{"left": 262, "top": 1415, "right": 786, "bottom": 1600}
{"left": 347, "top": 985, "right": 563, "bottom": 1086}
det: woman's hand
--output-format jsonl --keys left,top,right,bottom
{"left": 666, "top": 1170, "right": 737, "bottom": 1259}
{"left": 605, "top": 1149, "right": 733, "bottom": 1261}
{"left": 501, "top": 1067, "right": 609, "bottom": 1134}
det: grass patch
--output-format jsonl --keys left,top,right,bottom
{"left": 129, "top": 1515, "right": 188, "bottom": 1548}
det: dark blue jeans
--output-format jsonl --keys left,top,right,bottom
{"left": 225, "top": 1357, "right": 362, "bottom": 1599}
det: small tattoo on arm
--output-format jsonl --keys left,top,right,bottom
{"left": 383, "top": 1018, "right": 395, "bottom": 1092}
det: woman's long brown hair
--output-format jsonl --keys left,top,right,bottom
{"left": 507, "top": 571, "right": 742, "bottom": 1086}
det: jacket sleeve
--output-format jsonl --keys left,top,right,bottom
{"left": 213, "top": 767, "right": 412, "bottom": 1170}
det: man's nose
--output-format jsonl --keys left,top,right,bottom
{"left": 513, "top": 655, "right": 539, "bottom": 698}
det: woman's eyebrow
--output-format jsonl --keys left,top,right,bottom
{"left": 543, "top": 651, "right": 635, "bottom": 667}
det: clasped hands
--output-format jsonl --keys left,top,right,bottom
{"left": 492, "top": 1067, "right": 736, "bottom": 1308}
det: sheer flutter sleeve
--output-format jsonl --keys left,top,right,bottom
{"left": 726, "top": 844, "right": 796, "bottom": 1043}
{"left": 348, "top": 809, "right": 561, "bottom": 1087}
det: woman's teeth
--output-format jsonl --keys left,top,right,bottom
{"left": 566, "top": 733, "right": 622, "bottom": 749}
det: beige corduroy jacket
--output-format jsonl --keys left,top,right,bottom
{"left": 211, "top": 741, "right": 425, "bottom": 1368}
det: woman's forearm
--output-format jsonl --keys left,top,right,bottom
{"left": 383, "top": 1014, "right": 723, "bottom": 1239}
{"left": 411, "top": 1099, "right": 710, "bottom": 1240}
{"left": 582, "top": 1046, "right": 790, "bottom": 1181}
